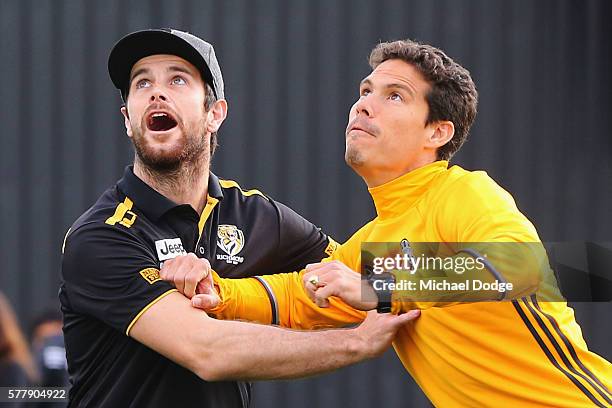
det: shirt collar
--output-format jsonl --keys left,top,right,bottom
{"left": 207, "top": 172, "right": 224, "bottom": 200}
{"left": 368, "top": 160, "right": 448, "bottom": 220}
{"left": 117, "top": 165, "right": 224, "bottom": 221}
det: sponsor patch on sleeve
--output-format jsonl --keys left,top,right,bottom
{"left": 324, "top": 237, "right": 339, "bottom": 256}
{"left": 139, "top": 268, "right": 162, "bottom": 284}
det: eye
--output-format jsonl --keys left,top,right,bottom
{"left": 135, "top": 79, "right": 151, "bottom": 89}
{"left": 360, "top": 88, "right": 371, "bottom": 97}
{"left": 389, "top": 92, "right": 403, "bottom": 101}
{"left": 172, "top": 76, "right": 187, "bottom": 85}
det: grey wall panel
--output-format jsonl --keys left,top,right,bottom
{"left": 0, "top": 1, "right": 610, "bottom": 407}
{"left": 28, "top": 0, "right": 54, "bottom": 315}
{"left": 1, "top": 0, "right": 22, "bottom": 313}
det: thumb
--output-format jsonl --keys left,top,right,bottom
{"left": 313, "top": 286, "right": 334, "bottom": 308}
{"left": 196, "top": 269, "right": 217, "bottom": 295}
{"left": 395, "top": 309, "right": 421, "bottom": 325}
{"left": 192, "top": 294, "right": 220, "bottom": 310}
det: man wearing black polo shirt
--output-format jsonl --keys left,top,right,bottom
{"left": 59, "top": 28, "right": 419, "bottom": 407}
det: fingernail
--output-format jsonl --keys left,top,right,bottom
{"left": 192, "top": 298, "right": 202, "bottom": 307}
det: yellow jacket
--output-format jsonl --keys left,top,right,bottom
{"left": 211, "top": 161, "right": 611, "bottom": 407}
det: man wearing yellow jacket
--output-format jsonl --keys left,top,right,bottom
{"left": 163, "top": 40, "right": 611, "bottom": 407}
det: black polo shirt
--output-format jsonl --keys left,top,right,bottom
{"left": 59, "top": 166, "right": 336, "bottom": 408}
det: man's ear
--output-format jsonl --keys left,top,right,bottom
{"left": 120, "top": 105, "right": 133, "bottom": 138}
{"left": 426, "top": 121, "right": 455, "bottom": 149}
{"left": 205, "top": 99, "right": 228, "bottom": 133}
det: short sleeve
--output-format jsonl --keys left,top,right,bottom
{"left": 272, "top": 200, "right": 338, "bottom": 272}
{"left": 61, "top": 224, "right": 176, "bottom": 336}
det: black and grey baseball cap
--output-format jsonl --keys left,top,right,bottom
{"left": 108, "top": 28, "right": 224, "bottom": 102}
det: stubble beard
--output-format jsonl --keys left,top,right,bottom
{"left": 133, "top": 117, "right": 207, "bottom": 170}
{"left": 345, "top": 138, "right": 366, "bottom": 168}
{"left": 131, "top": 113, "right": 210, "bottom": 191}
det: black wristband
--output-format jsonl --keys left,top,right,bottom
{"left": 366, "top": 272, "right": 396, "bottom": 313}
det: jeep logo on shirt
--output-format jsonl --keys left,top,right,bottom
{"left": 155, "top": 238, "right": 187, "bottom": 261}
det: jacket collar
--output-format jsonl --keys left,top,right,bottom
{"left": 368, "top": 161, "right": 448, "bottom": 220}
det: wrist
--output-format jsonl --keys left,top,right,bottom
{"left": 365, "top": 272, "right": 396, "bottom": 313}
{"left": 346, "top": 328, "right": 372, "bottom": 360}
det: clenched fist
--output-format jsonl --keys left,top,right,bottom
{"left": 302, "top": 260, "right": 378, "bottom": 311}
{"left": 159, "top": 253, "right": 220, "bottom": 309}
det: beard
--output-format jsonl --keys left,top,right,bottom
{"left": 130, "top": 114, "right": 208, "bottom": 173}
{"left": 345, "top": 138, "right": 367, "bottom": 168}
{"left": 344, "top": 118, "right": 380, "bottom": 169}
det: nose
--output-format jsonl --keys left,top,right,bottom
{"left": 149, "top": 88, "right": 168, "bottom": 102}
{"left": 354, "top": 94, "right": 373, "bottom": 117}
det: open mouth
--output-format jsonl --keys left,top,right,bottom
{"left": 147, "top": 112, "right": 178, "bottom": 132}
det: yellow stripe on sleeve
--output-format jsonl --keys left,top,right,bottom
{"left": 125, "top": 289, "right": 178, "bottom": 336}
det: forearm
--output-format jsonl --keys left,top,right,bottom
{"left": 212, "top": 271, "right": 365, "bottom": 329}
{"left": 210, "top": 274, "right": 274, "bottom": 324}
{"left": 198, "top": 317, "right": 368, "bottom": 381}
{"left": 131, "top": 291, "right": 372, "bottom": 382}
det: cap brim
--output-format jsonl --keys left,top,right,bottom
{"left": 108, "top": 29, "right": 214, "bottom": 100}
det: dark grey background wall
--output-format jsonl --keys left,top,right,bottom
{"left": 0, "top": 0, "right": 610, "bottom": 406}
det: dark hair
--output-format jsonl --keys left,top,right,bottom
{"left": 369, "top": 40, "right": 478, "bottom": 160}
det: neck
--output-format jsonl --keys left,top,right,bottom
{"left": 133, "top": 155, "right": 210, "bottom": 214}
{"left": 359, "top": 155, "right": 437, "bottom": 188}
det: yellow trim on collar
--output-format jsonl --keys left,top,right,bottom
{"left": 219, "top": 179, "right": 268, "bottom": 199}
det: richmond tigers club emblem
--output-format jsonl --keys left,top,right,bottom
{"left": 216, "top": 225, "right": 246, "bottom": 265}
